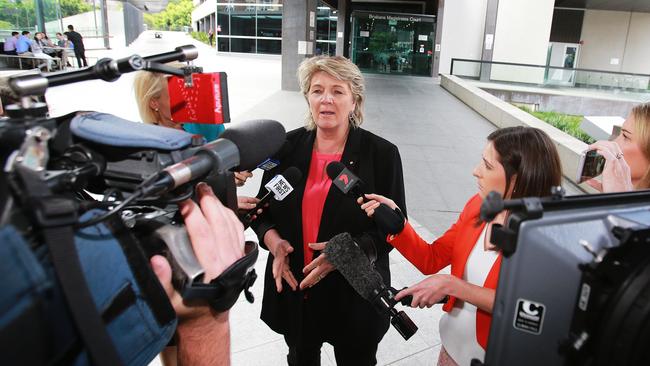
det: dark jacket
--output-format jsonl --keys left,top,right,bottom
{"left": 64, "top": 30, "right": 84, "bottom": 51}
{"left": 252, "top": 126, "right": 407, "bottom": 344}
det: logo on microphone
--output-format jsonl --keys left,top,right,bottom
{"left": 513, "top": 298, "right": 545, "bottom": 335}
{"left": 265, "top": 174, "right": 294, "bottom": 200}
{"left": 332, "top": 167, "right": 359, "bottom": 194}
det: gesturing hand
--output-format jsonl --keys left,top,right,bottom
{"left": 300, "top": 242, "right": 335, "bottom": 289}
{"left": 395, "top": 274, "right": 457, "bottom": 309}
{"left": 271, "top": 240, "right": 298, "bottom": 293}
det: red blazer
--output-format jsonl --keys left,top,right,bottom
{"left": 387, "top": 194, "right": 502, "bottom": 349}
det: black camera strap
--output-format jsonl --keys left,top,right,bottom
{"left": 18, "top": 167, "right": 124, "bottom": 366}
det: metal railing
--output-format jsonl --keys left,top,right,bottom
{"left": 450, "top": 58, "right": 650, "bottom": 93}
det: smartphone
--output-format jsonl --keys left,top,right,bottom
{"left": 167, "top": 72, "right": 230, "bottom": 124}
{"left": 576, "top": 150, "right": 606, "bottom": 183}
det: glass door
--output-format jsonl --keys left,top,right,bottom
{"left": 351, "top": 12, "right": 435, "bottom": 76}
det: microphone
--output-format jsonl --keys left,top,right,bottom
{"left": 241, "top": 166, "right": 302, "bottom": 226}
{"left": 256, "top": 139, "right": 294, "bottom": 171}
{"left": 324, "top": 232, "right": 418, "bottom": 340}
{"left": 145, "top": 119, "right": 285, "bottom": 196}
{"left": 326, "top": 161, "right": 404, "bottom": 235}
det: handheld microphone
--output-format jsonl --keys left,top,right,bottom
{"left": 326, "top": 161, "right": 405, "bottom": 235}
{"left": 145, "top": 119, "right": 285, "bottom": 196}
{"left": 242, "top": 166, "right": 302, "bottom": 226}
{"left": 324, "top": 232, "right": 418, "bottom": 340}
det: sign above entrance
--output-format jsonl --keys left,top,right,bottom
{"left": 354, "top": 11, "right": 435, "bottom": 24}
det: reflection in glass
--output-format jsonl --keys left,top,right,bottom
{"left": 231, "top": 5, "right": 256, "bottom": 36}
{"left": 217, "top": 6, "right": 230, "bottom": 35}
{"left": 231, "top": 37, "right": 256, "bottom": 53}
{"left": 257, "top": 39, "right": 281, "bottom": 54}
{"left": 257, "top": 5, "right": 281, "bottom": 37}
{"left": 218, "top": 37, "right": 230, "bottom": 52}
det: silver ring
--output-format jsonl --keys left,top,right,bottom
{"left": 616, "top": 152, "right": 624, "bottom": 160}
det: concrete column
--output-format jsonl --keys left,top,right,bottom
{"left": 488, "top": 0, "right": 554, "bottom": 83}
{"left": 432, "top": 0, "right": 445, "bottom": 76}
{"left": 281, "top": 0, "right": 318, "bottom": 91}
{"left": 479, "top": 0, "right": 498, "bottom": 80}
{"left": 335, "top": 0, "right": 350, "bottom": 57}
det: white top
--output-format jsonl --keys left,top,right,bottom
{"left": 439, "top": 226, "right": 498, "bottom": 366}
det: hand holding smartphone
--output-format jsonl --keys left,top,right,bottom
{"left": 576, "top": 150, "right": 606, "bottom": 183}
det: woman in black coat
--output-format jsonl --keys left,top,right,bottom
{"left": 252, "top": 56, "right": 406, "bottom": 366}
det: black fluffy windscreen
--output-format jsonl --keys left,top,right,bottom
{"left": 324, "top": 232, "right": 385, "bottom": 300}
{"left": 220, "top": 119, "right": 286, "bottom": 171}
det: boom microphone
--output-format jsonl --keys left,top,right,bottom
{"left": 145, "top": 119, "right": 285, "bottom": 196}
{"left": 326, "top": 161, "right": 404, "bottom": 235}
{"left": 324, "top": 232, "right": 418, "bottom": 340}
{"left": 242, "top": 166, "right": 302, "bottom": 227}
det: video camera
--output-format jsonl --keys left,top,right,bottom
{"left": 0, "top": 45, "right": 285, "bottom": 365}
{"left": 477, "top": 189, "right": 650, "bottom": 366}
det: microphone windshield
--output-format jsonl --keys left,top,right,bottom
{"left": 326, "top": 161, "right": 346, "bottom": 181}
{"left": 221, "top": 119, "right": 286, "bottom": 171}
{"left": 324, "top": 232, "right": 384, "bottom": 300}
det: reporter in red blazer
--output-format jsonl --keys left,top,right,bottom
{"left": 360, "top": 127, "right": 562, "bottom": 366}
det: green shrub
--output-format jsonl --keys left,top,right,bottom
{"left": 191, "top": 31, "right": 209, "bottom": 45}
{"left": 518, "top": 106, "right": 595, "bottom": 144}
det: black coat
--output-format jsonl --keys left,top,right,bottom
{"left": 252, "top": 126, "right": 407, "bottom": 345}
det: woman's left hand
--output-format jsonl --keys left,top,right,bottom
{"left": 395, "top": 274, "right": 458, "bottom": 308}
{"left": 300, "top": 242, "right": 335, "bottom": 289}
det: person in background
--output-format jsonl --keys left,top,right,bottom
{"left": 133, "top": 70, "right": 253, "bottom": 187}
{"left": 360, "top": 126, "right": 562, "bottom": 366}
{"left": 15, "top": 31, "right": 32, "bottom": 55}
{"left": 55, "top": 32, "right": 72, "bottom": 67}
{"left": 251, "top": 55, "right": 407, "bottom": 365}
{"left": 208, "top": 28, "right": 214, "bottom": 47}
{"left": 31, "top": 32, "right": 55, "bottom": 71}
{"left": 65, "top": 24, "right": 87, "bottom": 68}
{"left": 586, "top": 102, "right": 650, "bottom": 192}
{"left": 3, "top": 32, "right": 19, "bottom": 55}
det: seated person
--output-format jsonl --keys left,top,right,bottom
{"left": 360, "top": 126, "right": 563, "bottom": 366}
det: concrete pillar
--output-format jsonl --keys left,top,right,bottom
{"left": 281, "top": 0, "right": 318, "bottom": 91}
{"left": 335, "top": 0, "right": 350, "bottom": 57}
{"left": 432, "top": 0, "right": 445, "bottom": 76}
{"left": 488, "top": 0, "right": 554, "bottom": 83}
{"left": 479, "top": 0, "right": 499, "bottom": 81}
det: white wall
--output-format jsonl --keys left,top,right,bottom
{"left": 578, "top": 10, "right": 630, "bottom": 72}
{"left": 191, "top": 0, "right": 216, "bottom": 25}
{"left": 438, "top": 0, "right": 487, "bottom": 76}
{"left": 622, "top": 12, "right": 650, "bottom": 74}
{"left": 490, "top": 0, "right": 554, "bottom": 84}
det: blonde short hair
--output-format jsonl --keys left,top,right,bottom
{"left": 631, "top": 102, "right": 650, "bottom": 189}
{"left": 133, "top": 70, "right": 166, "bottom": 124}
{"left": 297, "top": 56, "right": 365, "bottom": 130}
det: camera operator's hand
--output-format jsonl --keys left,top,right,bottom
{"left": 150, "top": 182, "right": 244, "bottom": 366}
{"left": 586, "top": 141, "right": 633, "bottom": 192}
{"left": 234, "top": 170, "right": 253, "bottom": 187}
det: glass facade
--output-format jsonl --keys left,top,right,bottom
{"left": 351, "top": 12, "right": 435, "bottom": 76}
{"left": 215, "top": 1, "right": 336, "bottom": 55}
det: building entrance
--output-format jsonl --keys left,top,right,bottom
{"left": 351, "top": 11, "right": 435, "bottom": 77}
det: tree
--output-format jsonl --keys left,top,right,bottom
{"left": 144, "top": 0, "right": 193, "bottom": 31}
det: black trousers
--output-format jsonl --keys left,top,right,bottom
{"left": 284, "top": 299, "right": 380, "bottom": 366}
{"left": 74, "top": 48, "right": 87, "bottom": 67}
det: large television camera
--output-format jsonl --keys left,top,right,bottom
{"left": 479, "top": 190, "right": 650, "bottom": 366}
{"left": 0, "top": 46, "right": 285, "bottom": 365}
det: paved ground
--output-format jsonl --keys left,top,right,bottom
{"left": 28, "top": 31, "right": 577, "bottom": 365}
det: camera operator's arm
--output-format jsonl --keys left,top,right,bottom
{"left": 150, "top": 182, "right": 245, "bottom": 366}
{"left": 395, "top": 275, "right": 495, "bottom": 312}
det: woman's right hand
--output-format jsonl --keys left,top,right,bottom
{"left": 586, "top": 141, "right": 633, "bottom": 192}
{"left": 357, "top": 193, "right": 398, "bottom": 217}
{"left": 269, "top": 239, "right": 298, "bottom": 293}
